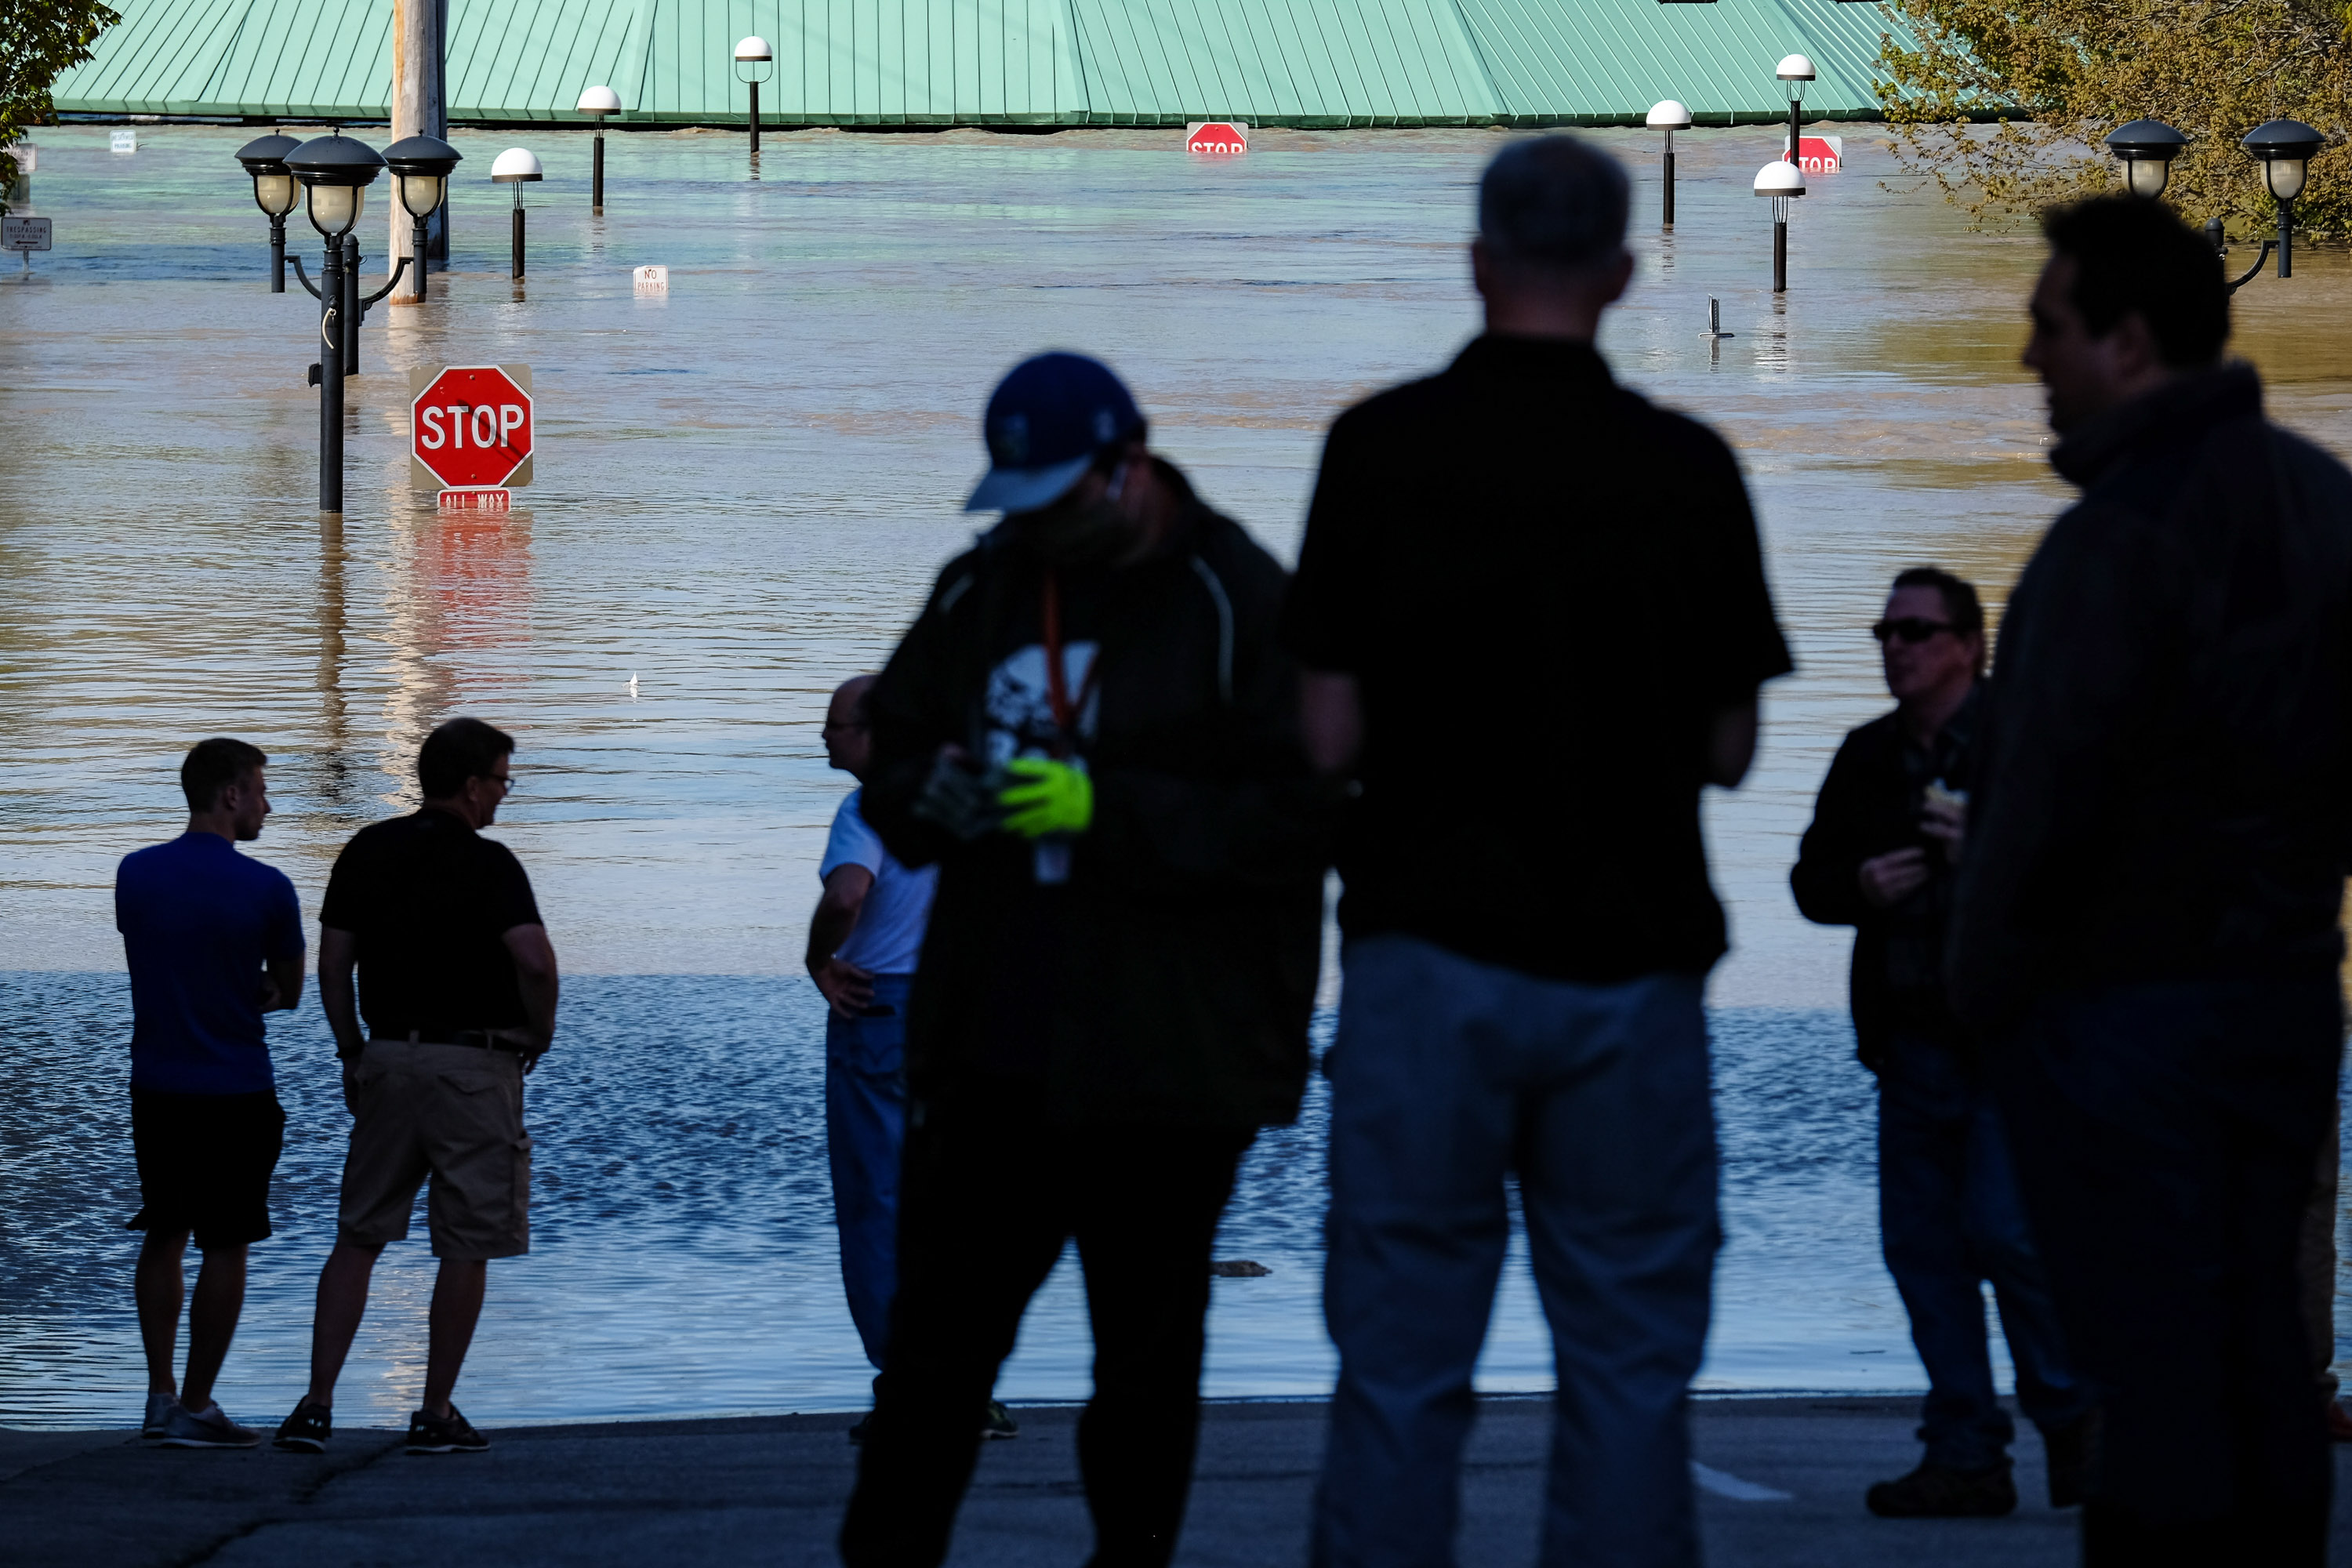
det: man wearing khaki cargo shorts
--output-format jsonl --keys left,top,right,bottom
{"left": 271, "top": 717, "right": 560, "bottom": 1456}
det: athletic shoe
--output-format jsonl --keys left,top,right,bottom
{"left": 982, "top": 1401, "right": 1019, "bottom": 1440}
{"left": 1864, "top": 1458, "right": 2016, "bottom": 1518}
{"left": 273, "top": 1399, "right": 332, "bottom": 1454}
{"left": 406, "top": 1405, "right": 489, "bottom": 1454}
{"left": 157, "top": 1401, "right": 263, "bottom": 1450}
{"left": 143, "top": 1392, "right": 180, "bottom": 1441}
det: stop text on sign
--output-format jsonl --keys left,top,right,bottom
{"left": 1792, "top": 135, "right": 1843, "bottom": 175}
{"left": 408, "top": 363, "right": 534, "bottom": 492}
{"left": 1185, "top": 122, "right": 1249, "bottom": 156}
{"left": 419, "top": 402, "right": 528, "bottom": 452}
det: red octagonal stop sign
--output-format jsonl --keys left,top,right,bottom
{"left": 412, "top": 365, "right": 533, "bottom": 489}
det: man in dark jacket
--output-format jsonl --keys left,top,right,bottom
{"left": 837, "top": 353, "right": 1330, "bottom": 1568}
{"left": 1793, "top": 567, "right": 2087, "bottom": 1519}
{"left": 1950, "top": 196, "right": 2352, "bottom": 1564}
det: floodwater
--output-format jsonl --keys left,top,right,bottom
{"left": 5, "top": 122, "right": 2351, "bottom": 1430}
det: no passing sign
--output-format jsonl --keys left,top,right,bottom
{"left": 410, "top": 364, "right": 534, "bottom": 491}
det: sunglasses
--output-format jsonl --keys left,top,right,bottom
{"left": 1871, "top": 617, "right": 1958, "bottom": 645}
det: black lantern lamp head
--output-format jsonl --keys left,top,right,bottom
{"left": 382, "top": 135, "right": 462, "bottom": 220}
{"left": 2242, "top": 118, "right": 2325, "bottom": 202}
{"left": 286, "top": 132, "right": 385, "bottom": 240}
{"left": 234, "top": 132, "right": 302, "bottom": 218}
{"left": 2106, "top": 119, "right": 2188, "bottom": 199}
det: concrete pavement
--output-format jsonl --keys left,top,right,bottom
{"left": 9, "top": 1396, "right": 2350, "bottom": 1566}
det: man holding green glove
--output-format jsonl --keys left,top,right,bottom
{"left": 838, "top": 352, "right": 1333, "bottom": 1568}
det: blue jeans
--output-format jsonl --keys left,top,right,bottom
{"left": 828, "top": 973, "right": 911, "bottom": 1372}
{"left": 1994, "top": 979, "right": 2339, "bottom": 1562}
{"left": 1314, "top": 935, "right": 1719, "bottom": 1568}
{"left": 1878, "top": 1032, "right": 2086, "bottom": 1468}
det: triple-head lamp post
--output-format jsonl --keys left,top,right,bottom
{"left": 381, "top": 136, "right": 462, "bottom": 302}
{"left": 283, "top": 132, "right": 403, "bottom": 515}
{"left": 2105, "top": 116, "right": 2327, "bottom": 289}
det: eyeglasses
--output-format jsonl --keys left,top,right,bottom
{"left": 1871, "top": 617, "right": 1958, "bottom": 645}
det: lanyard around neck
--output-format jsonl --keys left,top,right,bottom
{"left": 1040, "top": 570, "right": 1102, "bottom": 757}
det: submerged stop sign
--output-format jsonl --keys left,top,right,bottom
{"left": 412, "top": 365, "right": 533, "bottom": 488}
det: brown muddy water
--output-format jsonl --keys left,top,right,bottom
{"left": 3, "top": 122, "right": 2348, "bottom": 1429}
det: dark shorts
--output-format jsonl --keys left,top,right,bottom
{"left": 128, "top": 1088, "right": 285, "bottom": 1250}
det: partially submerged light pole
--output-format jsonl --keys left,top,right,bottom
{"left": 492, "top": 147, "right": 543, "bottom": 281}
{"left": 2104, "top": 118, "right": 2187, "bottom": 199}
{"left": 579, "top": 85, "right": 620, "bottom": 211}
{"left": 1647, "top": 99, "right": 1693, "bottom": 230}
{"left": 1755, "top": 158, "right": 1805, "bottom": 293}
{"left": 285, "top": 132, "right": 392, "bottom": 514}
{"left": 1776, "top": 54, "right": 1815, "bottom": 165}
{"left": 382, "top": 135, "right": 461, "bottom": 302}
{"left": 234, "top": 133, "right": 301, "bottom": 291}
{"left": 2241, "top": 118, "right": 2325, "bottom": 280}
{"left": 735, "top": 38, "right": 774, "bottom": 162}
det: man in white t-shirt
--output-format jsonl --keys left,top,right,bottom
{"left": 811, "top": 676, "right": 1011, "bottom": 1439}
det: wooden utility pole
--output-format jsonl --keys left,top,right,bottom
{"left": 389, "top": 0, "right": 445, "bottom": 303}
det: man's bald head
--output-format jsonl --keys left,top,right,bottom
{"left": 823, "top": 675, "right": 879, "bottom": 779}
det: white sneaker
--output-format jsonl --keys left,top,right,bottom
{"left": 158, "top": 1401, "right": 262, "bottom": 1449}
{"left": 143, "top": 1392, "right": 180, "bottom": 1440}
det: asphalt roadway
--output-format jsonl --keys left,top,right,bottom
{"left": 11, "top": 1394, "right": 2352, "bottom": 1566}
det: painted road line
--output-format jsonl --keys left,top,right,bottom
{"left": 1691, "top": 1461, "right": 1794, "bottom": 1502}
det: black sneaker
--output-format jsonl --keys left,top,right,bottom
{"left": 982, "top": 1400, "right": 1019, "bottom": 1440}
{"left": 406, "top": 1405, "right": 488, "bottom": 1454}
{"left": 1865, "top": 1458, "right": 2016, "bottom": 1518}
{"left": 273, "top": 1399, "right": 332, "bottom": 1454}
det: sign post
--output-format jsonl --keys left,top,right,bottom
{"left": 5, "top": 216, "right": 52, "bottom": 278}
{"left": 410, "top": 364, "right": 534, "bottom": 509}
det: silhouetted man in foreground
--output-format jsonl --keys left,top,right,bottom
{"left": 1287, "top": 136, "right": 1791, "bottom": 1567}
{"left": 1951, "top": 195, "right": 2352, "bottom": 1564}
{"left": 839, "top": 353, "right": 1329, "bottom": 1566}
{"left": 1795, "top": 568, "right": 2089, "bottom": 1517}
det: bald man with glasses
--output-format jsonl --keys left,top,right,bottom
{"left": 1793, "top": 567, "right": 2089, "bottom": 1519}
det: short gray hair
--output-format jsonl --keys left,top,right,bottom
{"left": 1478, "top": 136, "right": 1630, "bottom": 273}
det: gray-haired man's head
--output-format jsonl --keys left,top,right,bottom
{"left": 1477, "top": 136, "right": 1631, "bottom": 278}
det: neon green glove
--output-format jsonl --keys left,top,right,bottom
{"left": 997, "top": 757, "right": 1093, "bottom": 838}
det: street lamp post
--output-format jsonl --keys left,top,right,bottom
{"left": 1755, "top": 159, "right": 1805, "bottom": 293}
{"left": 234, "top": 132, "right": 301, "bottom": 292}
{"left": 2241, "top": 118, "right": 2325, "bottom": 280}
{"left": 735, "top": 37, "right": 774, "bottom": 160}
{"left": 1777, "top": 54, "right": 1815, "bottom": 165}
{"left": 1647, "top": 100, "right": 1693, "bottom": 230}
{"left": 285, "top": 132, "right": 393, "bottom": 515}
{"left": 579, "top": 85, "right": 620, "bottom": 211}
{"left": 382, "top": 135, "right": 461, "bottom": 302}
{"left": 492, "top": 147, "right": 543, "bottom": 281}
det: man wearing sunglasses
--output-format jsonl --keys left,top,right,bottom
{"left": 1794, "top": 568, "right": 2089, "bottom": 1519}
{"left": 1951, "top": 196, "right": 2352, "bottom": 1563}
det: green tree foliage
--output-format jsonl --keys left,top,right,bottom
{"left": 1876, "top": 0, "right": 2352, "bottom": 234}
{"left": 1, "top": 0, "right": 120, "bottom": 213}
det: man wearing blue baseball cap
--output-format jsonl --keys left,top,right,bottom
{"left": 837, "top": 352, "right": 1334, "bottom": 1567}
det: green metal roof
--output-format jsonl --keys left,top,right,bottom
{"left": 54, "top": 0, "right": 1912, "bottom": 126}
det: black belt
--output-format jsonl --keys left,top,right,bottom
{"left": 397, "top": 1029, "right": 528, "bottom": 1055}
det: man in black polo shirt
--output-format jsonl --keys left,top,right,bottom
{"left": 272, "top": 717, "right": 559, "bottom": 1457}
{"left": 1283, "top": 136, "right": 1791, "bottom": 1568}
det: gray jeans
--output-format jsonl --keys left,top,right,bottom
{"left": 1312, "top": 935, "right": 1719, "bottom": 1568}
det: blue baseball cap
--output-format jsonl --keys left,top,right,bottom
{"left": 965, "top": 352, "right": 1147, "bottom": 514}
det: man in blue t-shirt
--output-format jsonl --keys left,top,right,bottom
{"left": 806, "top": 675, "right": 1005, "bottom": 1440}
{"left": 115, "top": 737, "right": 305, "bottom": 1449}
